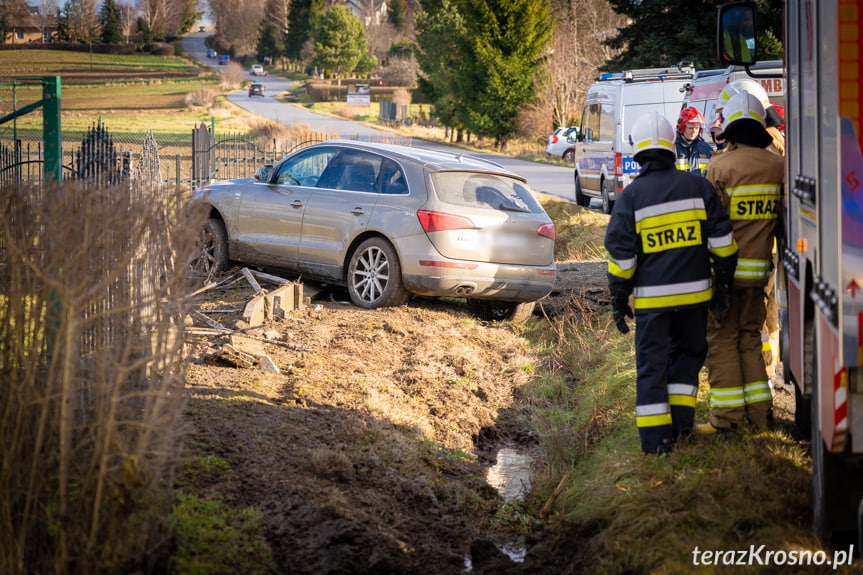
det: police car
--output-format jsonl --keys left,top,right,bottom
{"left": 573, "top": 64, "right": 695, "bottom": 214}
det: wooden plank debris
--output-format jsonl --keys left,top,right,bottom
{"left": 191, "top": 310, "right": 230, "bottom": 331}
{"left": 249, "top": 269, "right": 292, "bottom": 285}
{"left": 241, "top": 267, "right": 263, "bottom": 294}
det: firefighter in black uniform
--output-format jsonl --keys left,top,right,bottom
{"left": 605, "top": 112, "right": 738, "bottom": 455}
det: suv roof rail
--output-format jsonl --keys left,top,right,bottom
{"left": 598, "top": 62, "right": 696, "bottom": 83}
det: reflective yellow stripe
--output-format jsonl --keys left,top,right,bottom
{"left": 637, "top": 413, "right": 673, "bottom": 428}
{"left": 735, "top": 258, "right": 772, "bottom": 281}
{"left": 744, "top": 381, "right": 772, "bottom": 404}
{"left": 608, "top": 257, "right": 636, "bottom": 279}
{"left": 709, "top": 386, "right": 745, "bottom": 408}
{"left": 669, "top": 394, "right": 697, "bottom": 408}
{"left": 668, "top": 383, "right": 697, "bottom": 407}
{"left": 633, "top": 288, "right": 712, "bottom": 310}
{"left": 635, "top": 208, "right": 707, "bottom": 234}
{"left": 761, "top": 333, "right": 771, "bottom": 351}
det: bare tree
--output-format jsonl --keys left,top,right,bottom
{"left": 64, "top": 0, "right": 100, "bottom": 41}
{"left": 36, "top": 0, "right": 58, "bottom": 42}
{"left": 536, "top": 0, "right": 628, "bottom": 132}
{"left": 118, "top": 0, "right": 137, "bottom": 43}
{"left": 138, "top": 0, "right": 196, "bottom": 40}
{"left": 210, "top": 0, "right": 267, "bottom": 58}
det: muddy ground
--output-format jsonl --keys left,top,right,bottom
{"left": 178, "top": 262, "right": 609, "bottom": 575}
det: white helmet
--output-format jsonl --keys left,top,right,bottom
{"left": 718, "top": 78, "right": 771, "bottom": 111}
{"left": 721, "top": 92, "right": 766, "bottom": 132}
{"left": 629, "top": 112, "right": 676, "bottom": 156}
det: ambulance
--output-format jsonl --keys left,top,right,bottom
{"left": 679, "top": 59, "right": 785, "bottom": 127}
{"left": 573, "top": 63, "right": 695, "bottom": 214}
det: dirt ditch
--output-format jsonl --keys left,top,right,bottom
{"left": 178, "top": 263, "right": 608, "bottom": 574}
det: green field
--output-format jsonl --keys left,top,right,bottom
{"left": 0, "top": 49, "right": 228, "bottom": 143}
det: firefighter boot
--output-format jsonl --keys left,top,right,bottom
{"left": 694, "top": 421, "right": 739, "bottom": 435}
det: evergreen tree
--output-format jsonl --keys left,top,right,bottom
{"left": 312, "top": 4, "right": 368, "bottom": 85}
{"left": 258, "top": 0, "right": 288, "bottom": 64}
{"left": 285, "top": 0, "right": 324, "bottom": 61}
{"left": 136, "top": 15, "right": 152, "bottom": 44}
{"left": 388, "top": 0, "right": 408, "bottom": 31}
{"left": 456, "top": 0, "right": 553, "bottom": 146}
{"left": 602, "top": 0, "right": 783, "bottom": 71}
{"left": 415, "top": 0, "right": 470, "bottom": 140}
{"left": 100, "top": 0, "right": 121, "bottom": 43}
{"left": 56, "top": 1, "right": 75, "bottom": 41}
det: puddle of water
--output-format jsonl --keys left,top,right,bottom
{"left": 485, "top": 447, "right": 534, "bottom": 502}
{"left": 463, "top": 447, "right": 536, "bottom": 571}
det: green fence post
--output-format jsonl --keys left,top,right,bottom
{"left": 42, "top": 75, "right": 62, "bottom": 182}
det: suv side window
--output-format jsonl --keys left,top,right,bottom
{"left": 274, "top": 148, "right": 337, "bottom": 187}
{"left": 318, "top": 150, "right": 382, "bottom": 193}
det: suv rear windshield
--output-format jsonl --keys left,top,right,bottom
{"left": 431, "top": 172, "right": 544, "bottom": 214}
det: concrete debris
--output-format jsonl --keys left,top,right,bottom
{"left": 258, "top": 355, "right": 281, "bottom": 374}
{"left": 219, "top": 343, "right": 257, "bottom": 369}
{"left": 189, "top": 269, "right": 307, "bottom": 373}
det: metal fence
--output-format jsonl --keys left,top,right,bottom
{"left": 0, "top": 122, "right": 332, "bottom": 189}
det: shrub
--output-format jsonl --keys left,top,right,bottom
{"left": 185, "top": 87, "right": 220, "bottom": 108}
{"left": 219, "top": 61, "right": 245, "bottom": 90}
{"left": 0, "top": 181, "right": 206, "bottom": 574}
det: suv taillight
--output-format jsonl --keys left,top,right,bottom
{"left": 417, "top": 210, "right": 474, "bottom": 232}
{"left": 537, "top": 223, "right": 555, "bottom": 240}
{"left": 614, "top": 152, "right": 623, "bottom": 177}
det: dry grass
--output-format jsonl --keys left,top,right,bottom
{"left": 540, "top": 197, "right": 609, "bottom": 262}
{"left": 219, "top": 62, "right": 246, "bottom": 90}
{"left": 0, "top": 181, "right": 206, "bottom": 574}
{"left": 520, "top": 292, "right": 838, "bottom": 574}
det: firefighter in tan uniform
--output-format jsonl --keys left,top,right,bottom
{"left": 718, "top": 80, "right": 786, "bottom": 374}
{"left": 698, "top": 92, "right": 785, "bottom": 432}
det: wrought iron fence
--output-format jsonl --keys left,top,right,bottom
{"left": 0, "top": 122, "right": 331, "bottom": 190}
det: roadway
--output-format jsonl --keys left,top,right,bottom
{"left": 181, "top": 32, "right": 583, "bottom": 204}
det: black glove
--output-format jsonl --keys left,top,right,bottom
{"left": 711, "top": 278, "right": 733, "bottom": 322}
{"left": 611, "top": 291, "right": 634, "bottom": 334}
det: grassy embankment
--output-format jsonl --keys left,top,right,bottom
{"left": 525, "top": 200, "right": 836, "bottom": 573}
{"left": 0, "top": 48, "right": 847, "bottom": 574}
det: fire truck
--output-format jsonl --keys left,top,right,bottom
{"left": 719, "top": 2, "right": 863, "bottom": 548}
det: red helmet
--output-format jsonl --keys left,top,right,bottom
{"left": 772, "top": 104, "right": 785, "bottom": 131}
{"left": 677, "top": 107, "right": 705, "bottom": 134}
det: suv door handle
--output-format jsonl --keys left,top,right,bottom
{"left": 351, "top": 207, "right": 365, "bottom": 215}
{"left": 290, "top": 200, "right": 303, "bottom": 208}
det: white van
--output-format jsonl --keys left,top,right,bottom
{"left": 679, "top": 60, "right": 784, "bottom": 127}
{"left": 573, "top": 64, "right": 696, "bottom": 213}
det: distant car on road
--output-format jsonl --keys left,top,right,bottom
{"left": 218, "top": 54, "right": 229, "bottom": 65}
{"left": 207, "top": 49, "right": 217, "bottom": 58}
{"left": 545, "top": 126, "right": 579, "bottom": 162}
{"left": 190, "top": 140, "right": 556, "bottom": 321}
{"left": 250, "top": 64, "right": 267, "bottom": 76}
{"left": 248, "top": 83, "right": 265, "bottom": 97}
{"left": 199, "top": 26, "right": 207, "bottom": 33}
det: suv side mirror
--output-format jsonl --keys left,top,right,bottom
{"left": 718, "top": 2, "right": 757, "bottom": 66}
{"left": 567, "top": 128, "right": 581, "bottom": 143}
{"left": 255, "top": 164, "right": 273, "bottom": 183}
